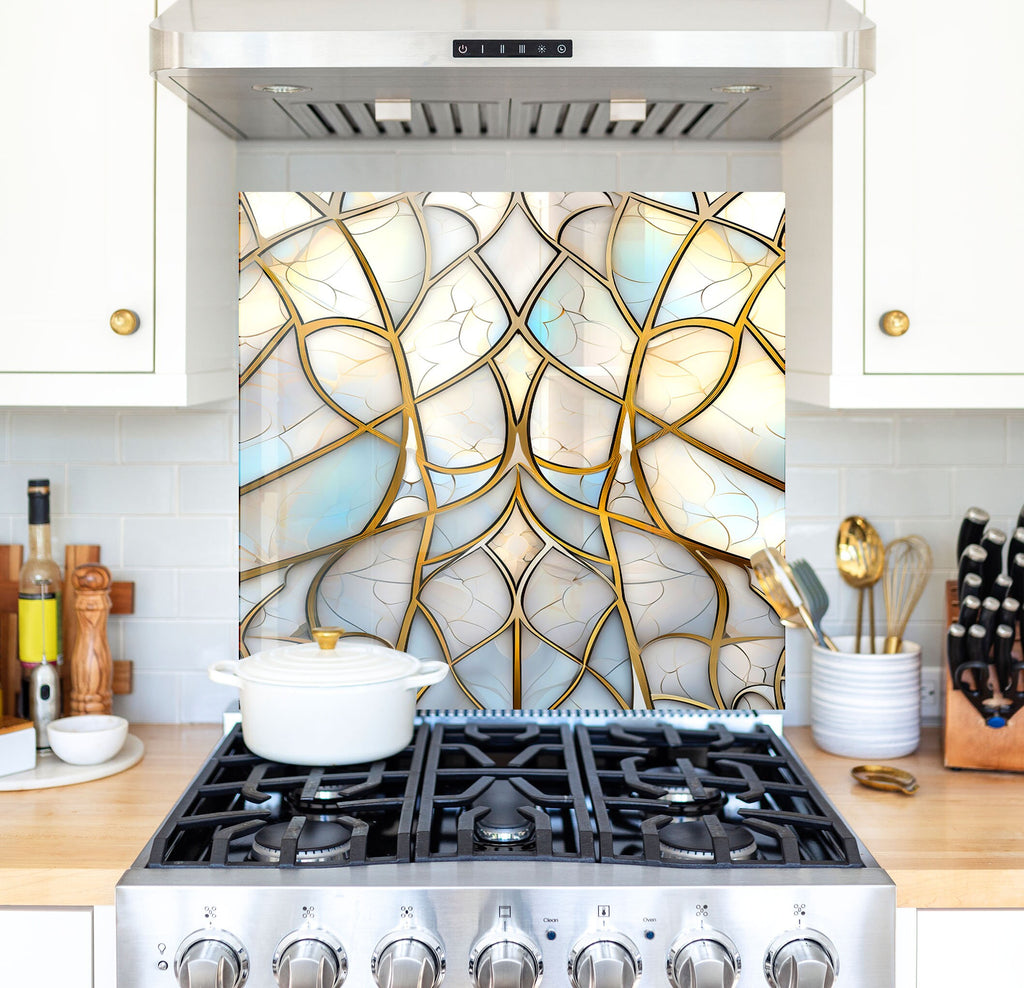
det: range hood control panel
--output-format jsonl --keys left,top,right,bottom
{"left": 452, "top": 40, "right": 573, "bottom": 58}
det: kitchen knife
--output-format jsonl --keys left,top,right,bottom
{"left": 978, "top": 596, "right": 1002, "bottom": 651}
{"left": 958, "top": 545, "right": 988, "bottom": 599}
{"left": 1011, "top": 552, "right": 1024, "bottom": 605}
{"left": 946, "top": 623, "right": 967, "bottom": 688}
{"left": 990, "top": 573, "right": 1014, "bottom": 603}
{"left": 957, "top": 506, "right": 990, "bottom": 561}
{"left": 960, "top": 571, "right": 984, "bottom": 602}
{"left": 1017, "top": 504, "right": 1024, "bottom": 535}
{"left": 994, "top": 623, "right": 1016, "bottom": 695}
{"left": 1008, "top": 527, "right": 1024, "bottom": 569}
{"left": 958, "top": 593, "right": 982, "bottom": 628}
{"left": 980, "top": 528, "right": 1008, "bottom": 589}
{"left": 962, "top": 623, "right": 993, "bottom": 698}
{"left": 998, "top": 596, "right": 1020, "bottom": 631}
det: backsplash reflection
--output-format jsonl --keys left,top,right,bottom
{"left": 238, "top": 191, "right": 786, "bottom": 712}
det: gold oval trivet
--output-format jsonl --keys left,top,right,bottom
{"left": 851, "top": 764, "right": 919, "bottom": 795}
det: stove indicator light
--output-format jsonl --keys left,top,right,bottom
{"left": 157, "top": 960, "right": 168, "bottom": 971}
{"left": 547, "top": 930, "right": 557, "bottom": 941}
{"left": 644, "top": 930, "right": 655, "bottom": 941}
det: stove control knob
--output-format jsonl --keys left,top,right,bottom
{"left": 668, "top": 932, "right": 740, "bottom": 988}
{"left": 372, "top": 931, "right": 445, "bottom": 988}
{"left": 568, "top": 934, "right": 641, "bottom": 988}
{"left": 764, "top": 931, "right": 838, "bottom": 988}
{"left": 175, "top": 930, "right": 249, "bottom": 988}
{"left": 273, "top": 931, "right": 347, "bottom": 988}
{"left": 472, "top": 939, "right": 542, "bottom": 988}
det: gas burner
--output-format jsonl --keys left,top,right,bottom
{"left": 471, "top": 780, "right": 536, "bottom": 845}
{"left": 658, "top": 821, "right": 757, "bottom": 863}
{"left": 286, "top": 785, "right": 354, "bottom": 820}
{"left": 251, "top": 820, "right": 352, "bottom": 864}
{"left": 656, "top": 784, "right": 727, "bottom": 817}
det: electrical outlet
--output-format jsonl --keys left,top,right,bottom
{"left": 920, "top": 667, "right": 942, "bottom": 721}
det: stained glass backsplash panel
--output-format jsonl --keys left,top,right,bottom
{"left": 239, "top": 192, "right": 786, "bottom": 711}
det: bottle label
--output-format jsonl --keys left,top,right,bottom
{"left": 18, "top": 595, "right": 61, "bottom": 666}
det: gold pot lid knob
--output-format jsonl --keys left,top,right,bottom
{"left": 311, "top": 627, "right": 344, "bottom": 650}
{"left": 109, "top": 308, "right": 140, "bottom": 336}
{"left": 880, "top": 310, "right": 910, "bottom": 337}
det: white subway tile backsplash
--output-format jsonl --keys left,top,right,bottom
{"left": 951, "top": 467, "right": 1024, "bottom": 525}
{"left": 181, "top": 465, "right": 239, "bottom": 515}
{"left": 899, "top": 414, "right": 1006, "bottom": 465}
{"left": 180, "top": 672, "right": 239, "bottom": 724}
{"left": 117, "top": 568, "right": 180, "bottom": 619}
{"left": 728, "top": 154, "right": 783, "bottom": 190}
{"left": 10, "top": 412, "right": 117, "bottom": 462}
{"left": 510, "top": 153, "right": 617, "bottom": 190}
{"left": 124, "top": 517, "right": 236, "bottom": 567}
{"left": 787, "top": 414, "right": 893, "bottom": 466}
{"left": 0, "top": 464, "right": 67, "bottom": 513}
{"left": 843, "top": 467, "right": 951, "bottom": 518}
{"left": 617, "top": 153, "right": 728, "bottom": 190}
{"left": 113, "top": 670, "right": 181, "bottom": 724}
{"left": 68, "top": 465, "right": 175, "bottom": 514}
{"left": 179, "top": 569, "right": 238, "bottom": 619}
{"left": 123, "top": 619, "right": 236, "bottom": 671}
{"left": 396, "top": 153, "right": 510, "bottom": 189}
{"left": 46, "top": 516, "right": 124, "bottom": 567}
{"left": 289, "top": 153, "right": 400, "bottom": 190}
{"left": 120, "top": 412, "right": 230, "bottom": 463}
{"left": 783, "top": 469, "right": 839, "bottom": 518}
{"left": 236, "top": 151, "right": 289, "bottom": 189}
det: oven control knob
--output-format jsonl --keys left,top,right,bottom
{"left": 273, "top": 931, "right": 347, "bottom": 988}
{"left": 372, "top": 931, "right": 445, "bottom": 988}
{"left": 764, "top": 931, "right": 838, "bottom": 988}
{"left": 668, "top": 932, "right": 740, "bottom": 988}
{"left": 175, "top": 930, "right": 249, "bottom": 988}
{"left": 568, "top": 934, "right": 641, "bottom": 988}
{"left": 472, "top": 939, "right": 542, "bottom": 988}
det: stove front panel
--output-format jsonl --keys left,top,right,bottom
{"left": 117, "top": 864, "right": 894, "bottom": 988}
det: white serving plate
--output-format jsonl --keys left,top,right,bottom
{"left": 0, "top": 733, "right": 143, "bottom": 791}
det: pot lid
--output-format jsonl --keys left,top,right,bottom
{"left": 238, "top": 628, "right": 423, "bottom": 687}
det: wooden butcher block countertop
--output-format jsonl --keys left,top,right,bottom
{"left": 1, "top": 724, "right": 1021, "bottom": 909}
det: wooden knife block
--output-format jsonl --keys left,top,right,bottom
{"left": 0, "top": 544, "right": 134, "bottom": 718}
{"left": 943, "top": 580, "right": 1024, "bottom": 771}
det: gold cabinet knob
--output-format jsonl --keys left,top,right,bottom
{"left": 880, "top": 310, "right": 910, "bottom": 337}
{"left": 311, "top": 627, "right": 344, "bottom": 650}
{"left": 109, "top": 308, "right": 140, "bottom": 336}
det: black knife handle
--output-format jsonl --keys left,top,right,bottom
{"left": 978, "top": 596, "right": 1002, "bottom": 649}
{"left": 958, "top": 545, "right": 988, "bottom": 598}
{"left": 1011, "top": 552, "right": 1024, "bottom": 605}
{"left": 998, "top": 596, "right": 1020, "bottom": 631}
{"left": 1008, "top": 527, "right": 1024, "bottom": 569}
{"left": 961, "top": 572, "right": 984, "bottom": 603}
{"left": 965, "top": 624, "right": 993, "bottom": 698}
{"left": 990, "top": 573, "right": 1014, "bottom": 603}
{"left": 958, "top": 506, "right": 990, "bottom": 562}
{"left": 980, "top": 529, "right": 1008, "bottom": 588}
{"left": 995, "top": 623, "right": 1016, "bottom": 695}
{"left": 958, "top": 594, "right": 982, "bottom": 628}
{"left": 1016, "top": 503, "right": 1024, "bottom": 535}
{"left": 947, "top": 623, "right": 967, "bottom": 687}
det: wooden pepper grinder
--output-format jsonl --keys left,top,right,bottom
{"left": 69, "top": 564, "right": 113, "bottom": 715}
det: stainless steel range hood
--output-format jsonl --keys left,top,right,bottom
{"left": 151, "top": 0, "right": 874, "bottom": 142}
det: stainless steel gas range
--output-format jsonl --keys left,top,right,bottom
{"left": 116, "top": 709, "right": 894, "bottom": 988}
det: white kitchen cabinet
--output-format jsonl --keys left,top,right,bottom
{"left": 0, "top": 907, "right": 94, "bottom": 987}
{"left": 0, "top": 1, "right": 237, "bottom": 407}
{"left": 916, "top": 909, "right": 1024, "bottom": 984}
{"left": 784, "top": 0, "right": 1024, "bottom": 408}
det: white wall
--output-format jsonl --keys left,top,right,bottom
{"left": 3, "top": 140, "right": 1018, "bottom": 723}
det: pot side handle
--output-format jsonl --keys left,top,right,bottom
{"left": 208, "top": 660, "right": 243, "bottom": 689}
{"left": 409, "top": 660, "right": 450, "bottom": 689}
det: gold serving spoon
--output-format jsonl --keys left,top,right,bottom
{"left": 836, "top": 516, "right": 886, "bottom": 653}
{"left": 751, "top": 547, "right": 839, "bottom": 651}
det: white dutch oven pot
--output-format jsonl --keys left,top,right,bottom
{"left": 209, "top": 628, "right": 449, "bottom": 765}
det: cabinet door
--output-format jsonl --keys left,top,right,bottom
{"left": 0, "top": 907, "right": 94, "bottom": 988}
{"left": 0, "top": 0, "right": 154, "bottom": 373}
{"left": 863, "top": 0, "right": 1024, "bottom": 375}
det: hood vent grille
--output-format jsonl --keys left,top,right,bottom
{"left": 281, "top": 98, "right": 735, "bottom": 140}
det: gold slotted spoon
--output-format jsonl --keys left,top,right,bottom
{"left": 751, "top": 547, "right": 839, "bottom": 651}
{"left": 836, "top": 516, "right": 886, "bottom": 653}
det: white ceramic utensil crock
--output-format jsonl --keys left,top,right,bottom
{"left": 209, "top": 628, "right": 449, "bottom": 765}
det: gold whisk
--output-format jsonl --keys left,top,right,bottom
{"left": 882, "top": 535, "right": 932, "bottom": 653}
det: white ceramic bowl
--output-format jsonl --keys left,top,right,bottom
{"left": 47, "top": 715, "right": 128, "bottom": 765}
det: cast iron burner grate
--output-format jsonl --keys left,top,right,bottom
{"left": 142, "top": 716, "right": 863, "bottom": 870}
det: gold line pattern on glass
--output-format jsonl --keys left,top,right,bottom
{"left": 238, "top": 191, "right": 786, "bottom": 711}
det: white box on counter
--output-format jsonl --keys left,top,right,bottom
{"left": 0, "top": 717, "right": 36, "bottom": 776}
